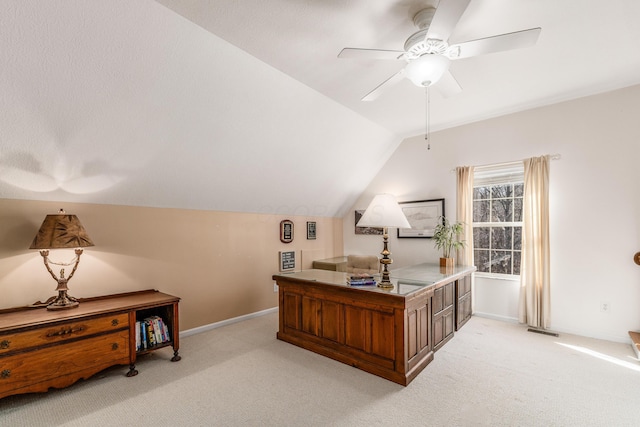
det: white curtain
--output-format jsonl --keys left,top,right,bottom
{"left": 456, "top": 166, "right": 474, "bottom": 266}
{"left": 519, "top": 155, "right": 551, "bottom": 329}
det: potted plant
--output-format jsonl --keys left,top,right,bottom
{"left": 433, "top": 216, "right": 466, "bottom": 268}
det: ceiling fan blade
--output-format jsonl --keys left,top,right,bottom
{"left": 450, "top": 28, "right": 541, "bottom": 59}
{"left": 426, "top": 0, "right": 471, "bottom": 41}
{"left": 362, "top": 69, "right": 406, "bottom": 102}
{"left": 338, "top": 48, "right": 405, "bottom": 60}
{"left": 434, "top": 70, "right": 462, "bottom": 98}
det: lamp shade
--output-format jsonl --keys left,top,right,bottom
{"left": 30, "top": 213, "right": 94, "bottom": 249}
{"left": 405, "top": 54, "right": 450, "bottom": 87}
{"left": 356, "top": 194, "right": 411, "bottom": 229}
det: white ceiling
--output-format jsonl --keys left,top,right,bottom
{"left": 157, "top": 0, "right": 640, "bottom": 137}
{"left": 1, "top": 0, "right": 640, "bottom": 217}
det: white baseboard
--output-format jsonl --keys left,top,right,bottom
{"left": 473, "top": 311, "right": 519, "bottom": 323}
{"left": 180, "top": 306, "right": 278, "bottom": 338}
{"left": 547, "top": 325, "right": 631, "bottom": 344}
{"left": 474, "top": 312, "right": 631, "bottom": 344}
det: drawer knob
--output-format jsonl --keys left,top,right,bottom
{"left": 112, "top": 343, "right": 119, "bottom": 351}
{"left": 111, "top": 319, "right": 119, "bottom": 326}
{"left": 1, "top": 369, "right": 10, "bottom": 379}
{"left": 0, "top": 340, "right": 10, "bottom": 349}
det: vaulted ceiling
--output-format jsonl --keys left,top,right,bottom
{"left": 2, "top": 0, "right": 639, "bottom": 217}
{"left": 157, "top": 0, "right": 640, "bottom": 135}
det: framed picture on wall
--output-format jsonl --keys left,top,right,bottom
{"left": 397, "top": 198, "right": 445, "bottom": 238}
{"left": 307, "top": 221, "right": 317, "bottom": 240}
{"left": 354, "top": 210, "right": 383, "bottom": 235}
{"left": 279, "top": 251, "right": 296, "bottom": 271}
{"left": 280, "top": 220, "right": 294, "bottom": 243}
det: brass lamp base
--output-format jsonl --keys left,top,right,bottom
{"left": 47, "top": 289, "right": 79, "bottom": 311}
{"left": 38, "top": 249, "right": 83, "bottom": 311}
{"left": 377, "top": 279, "right": 394, "bottom": 289}
{"left": 376, "top": 227, "right": 395, "bottom": 289}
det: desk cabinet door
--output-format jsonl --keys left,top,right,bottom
{"left": 456, "top": 275, "right": 472, "bottom": 330}
{"left": 407, "top": 301, "right": 431, "bottom": 367}
{"left": 432, "top": 282, "right": 455, "bottom": 351}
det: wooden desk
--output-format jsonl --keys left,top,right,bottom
{"left": 273, "top": 263, "right": 475, "bottom": 386}
{"left": 312, "top": 256, "right": 348, "bottom": 272}
{"left": 0, "top": 290, "right": 180, "bottom": 399}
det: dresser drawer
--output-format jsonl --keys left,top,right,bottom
{"left": 0, "top": 329, "right": 129, "bottom": 398}
{"left": 0, "top": 313, "right": 129, "bottom": 355}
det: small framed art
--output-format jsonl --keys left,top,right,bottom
{"left": 354, "top": 210, "right": 383, "bottom": 235}
{"left": 279, "top": 251, "right": 296, "bottom": 272}
{"left": 397, "top": 198, "right": 445, "bottom": 238}
{"left": 280, "top": 220, "right": 294, "bottom": 243}
{"left": 307, "top": 221, "right": 317, "bottom": 240}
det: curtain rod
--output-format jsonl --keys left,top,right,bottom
{"left": 450, "top": 154, "right": 561, "bottom": 173}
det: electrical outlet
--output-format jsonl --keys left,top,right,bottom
{"left": 273, "top": 282, "right": 279, "bottom": 293}
{"left": 600, "top": 302, "right": 610, "bottom": 313}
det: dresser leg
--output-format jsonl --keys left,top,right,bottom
{"left": 126, "top": 365, "right": 138, "bottom": 377}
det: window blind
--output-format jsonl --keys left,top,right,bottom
{"left": 473, "top": 161, "right": 524, "bottom": 186}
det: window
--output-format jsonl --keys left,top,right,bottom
{"left": 473, "top": 164, "right": 523, "bottom": 276}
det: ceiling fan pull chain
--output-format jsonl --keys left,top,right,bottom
{"left": 425, "top": 86, "right": 430, "bottom": 150}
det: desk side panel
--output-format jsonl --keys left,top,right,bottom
{"left": 275, "top": 277, "right": 430, "bottom": 386}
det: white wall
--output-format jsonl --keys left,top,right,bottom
{"left": 345, "top": 85, "right": 640, "bottom": 343}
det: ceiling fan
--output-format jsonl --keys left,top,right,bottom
{"left": 338, "top": 0, "right": 541, "bottom": 101}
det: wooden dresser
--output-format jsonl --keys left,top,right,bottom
{"left": 0, "top": 289, "right": 180, "bottom": 400}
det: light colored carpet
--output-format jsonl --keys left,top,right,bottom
{"left": 1, "top": 313, "right": 639, "bottom": 426}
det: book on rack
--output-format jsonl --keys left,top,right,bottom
{"left": 145, "top": 319, "right": 156, "bottom": 347}
{"left": 162, "top": 320, "right": 171, "bottom": 342}
{"left": 152, "top": 317, "right": 163, "bottom": 344}
{"left": 140, "top": 321, "right": 148, "bottom": 349}
{"left": 135, "top": 321, "right": 141, "bottom": 351}
{"left": 136, "top": 315, "right": 171, "bottom": 350}
{"left": 152, "top": 315, "right": 170, "bottom": 342}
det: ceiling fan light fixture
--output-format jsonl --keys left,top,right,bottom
{"left": 405, "top": 54, "right": 450, "bottom": 87}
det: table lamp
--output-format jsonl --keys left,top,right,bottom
{"left": 356, "top": 194, "right": 410, "bottom": 288}
{"left": 30, "top": 209, "right": 94, "bottom": 310}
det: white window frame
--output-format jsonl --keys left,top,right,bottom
{"left": 472, "top": 163, "right": 524, "bottom": 279}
